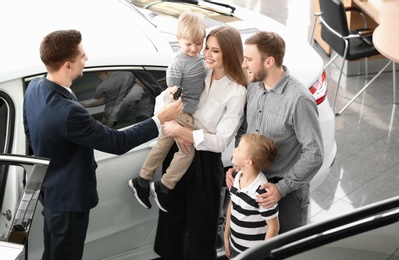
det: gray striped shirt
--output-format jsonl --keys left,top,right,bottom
{"left": 244, "top": 66, "right": 324, "bottom": 197}
{"left": 166, "top": 51, "right": 206, "bottom": 115}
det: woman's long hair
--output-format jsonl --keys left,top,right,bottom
{"left": 206, "top": 26, "right": 248, "bottom": 88}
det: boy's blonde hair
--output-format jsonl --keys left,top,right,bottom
{"left": 241, "top": 133, "right": 278, "bottom": 171}
{"left": 177, "top": 11, "right": 206, "bottom": 43}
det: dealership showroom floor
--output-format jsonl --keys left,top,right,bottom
{"left": 226, "top": 0, "right": 399, "bottom": 223}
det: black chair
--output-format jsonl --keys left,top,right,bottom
{"left": 310, "top": 0, "right": 396, "bottom": 115}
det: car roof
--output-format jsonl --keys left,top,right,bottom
{"left": 0, "top": 0, "right": 173, "bottom": 82}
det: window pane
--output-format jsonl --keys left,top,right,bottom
{"left": 0, "top": 98, "right": 7, "bottom": 153}
{"left": 72, "top": 70, "right": 158, "bottom": 129}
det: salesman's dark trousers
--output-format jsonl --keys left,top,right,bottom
{"left": 42, "top": 207, "right": 89, "bottom": 260}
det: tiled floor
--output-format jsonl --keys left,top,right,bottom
{"left": 225, "top": 0, "right": 399, "bottom": 223}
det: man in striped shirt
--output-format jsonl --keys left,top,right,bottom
{"left": 224, "top": 133, "right": 279, "bottom": 258}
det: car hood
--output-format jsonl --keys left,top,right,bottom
{"left": 0, "top": 0, "right": 173, "bottom": 81}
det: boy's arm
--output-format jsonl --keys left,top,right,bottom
{"left": 265, "top": 217, "right": 280, "bottom": 240}
{"left": 224, "top": 200, "right": 232, "bottom": 258}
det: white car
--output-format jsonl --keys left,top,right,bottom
{"left": 0, "top": 0, "right": 336, "bottom": 259}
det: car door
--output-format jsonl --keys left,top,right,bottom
{"left": 0, "top": 154, "right": 49, "bottom": 260}
{"left": 25, "top": 66, "right": 169, "bottom": 260}
{"left": 0, "top": 91, "right": 25, "bottom": 245}
{"left": 83, "top": 67, "right": 167, "bottom": 259}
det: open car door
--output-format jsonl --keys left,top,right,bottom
{"left": 0, "top": 154, "right": 49, "bottom": 260}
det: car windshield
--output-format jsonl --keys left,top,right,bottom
{"left": 128, "top": 0, "right": 238, "bottom": 20}
{"left": 125, "top": 0, "right": 258, "bottom": 51}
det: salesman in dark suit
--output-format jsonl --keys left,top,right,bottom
{"left": 23, "top": 29, "right": 183, "bottom": 260}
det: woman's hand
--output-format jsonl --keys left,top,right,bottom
{"left": 163, "top": 119, "right": 196, "bottom": 156}
{"left": 175, "top": 136, "right": 193, "bottom": 154}
{"left": 164, "top": 121, "right": 193, "bottom": 153}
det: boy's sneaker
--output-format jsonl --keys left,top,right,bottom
{"left": 150, "top": 181, "right": 170, "bottom": 212}
{"left": 128, "top": 178, "right": 151, "bottom": 209}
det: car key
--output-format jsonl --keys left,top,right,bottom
{"left": 173, "top": 87, "right": 183, "bottom": 100}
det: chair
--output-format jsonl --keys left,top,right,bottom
{"left": 310, "top": 0, "right": 396, "bottom": 115}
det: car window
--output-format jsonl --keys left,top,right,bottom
{"left": 0, "top": 98, "right": 7, "bottom": 154}
{"left": 0, "top": 94, "right": 15, "bottom": 154}
{"left": 71, "top": 68, "right": 167, "bottom": 129}
{"left": 0, "top": 93, "right": 16, "bottom": 216}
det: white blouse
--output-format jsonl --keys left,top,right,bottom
{"left": 192, "top": 69, "right": 247, "bottom": 153}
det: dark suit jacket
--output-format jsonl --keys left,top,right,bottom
{"left": 23, "top": 77, "right": 158, "bottom": 211}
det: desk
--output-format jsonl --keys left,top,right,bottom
{"left": 336, "top": 0, "right": 398, "bottom": 114}
{"left": 353, "top": 0, "right": 399, "bottom": 64}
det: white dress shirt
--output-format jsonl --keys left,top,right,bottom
{"left": 192, "top": 69, "right": 246, "bottom": 153}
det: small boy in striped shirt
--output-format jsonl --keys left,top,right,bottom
{"left": 224, "top": 133, "right": 280, "bottom": 258}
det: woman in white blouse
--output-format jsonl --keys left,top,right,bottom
{"left": 154, "top": 25, "right": 248, "bottom": 260}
